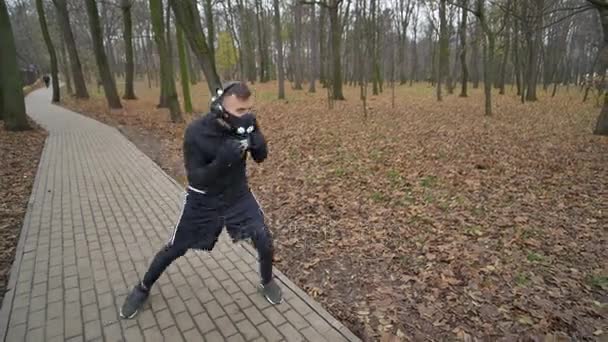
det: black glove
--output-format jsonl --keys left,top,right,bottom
{"left": 249, "top": 129, "right": 264, "bottom": 150}
{"left": 216, "top": 139, "right": 244, "bottom": 166}
{"left": 248, "top": 122, "right": 268, "bottom": 162}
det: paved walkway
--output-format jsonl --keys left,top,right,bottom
{"left": 0, "top": 88, "right": 359, "bottom": 342}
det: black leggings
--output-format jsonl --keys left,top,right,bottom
{"left": 141, "top": 189, "right": 274, "bottom": 289}
{"left": 142, "top": 235, "right": 273, "bottom": 289}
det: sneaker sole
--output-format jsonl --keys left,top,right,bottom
{"left": 258, "top": 284, "right": 283, "bottom": 305}
{"left": 119, "top": 308, "right": 138, "bottom": 319}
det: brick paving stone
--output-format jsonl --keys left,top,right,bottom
{"left": 236, "top": 319, "right": 261, "bottom": 340}
{"left": 278, "top": 323, "right": 305, "bottom": 342}
{"left": 25, "top": 327, "right": 44, "bottom": 342}
{"left": 102, "top": 322, "right": 123, "bottom": 342}
{"left": 175, "top": 311, "right": 195, "bottom": 332}
{"left": 194, "top": 312, "right": 216, "bottom": 334}
{"left": 284, "top": 309, "right": 309, "bottom": 330}
{"left": 215, "top": 315, "right": 238, "bottom": 338}
{"left": 227, "top": 333, "right": 247, "bottom": 342}
{"left": 204, "top": 330, "right": 223, "bottom": 341}
{"left": 0, "top": 88, "right": 360, "bottom": 342}
{"left": 257, "top": 322, "right": 284, "bottom": 342}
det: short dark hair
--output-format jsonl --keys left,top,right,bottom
{"left": 223, "top": 82, "right": 251, "bottom": 100}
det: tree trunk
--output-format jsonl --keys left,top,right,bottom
{"left": 239, "top": 1, "right": 257, "bottom": 83}
{"left": 273, "top": 0, "right": 285, "bottom": 99}
{"left": 477, "top": 0, "right": 492, "bottom": 116}
{"left": 151, "top": 0, "right": 182, "bottom": 122}
{"left": 371, "top": 0, "right": 381, "bottom": 95}
{"left": 35, "top": 0, "right": 59, "bottom": 102}
{"left": 446, "top": 5, "right": 454, "bottom": 95}
{"left": 255, "top": 0, "right": 267, "bottom": 82}
{"left": 85, "top": 0, "right": 122, "bottom": 109}
{"left": 166, "top": 2, "right": 173, "bottom": 72}
{"left": 52, "top": 0, "right": 89, "bottom": 98}
{"left": 329, "top": 1, "right": 345, "bottom": 100}
{"left": 410, "top": 4, "right": 419, "bottom": 85}
{"left": 437, "top": 0, "right": 448, "bottom": 101}
{"left": 188, "top": 48, "right": 199, "bottom": 84}
{"left": 525, "top": 0, "right": 543, "bottom": 102}
{"left": 319, "top": 5, "right": 327, "bottom": 87}
{"left": 0, "top": 0, "right": 30, "bottom": 130}
{"left": 459, "top": 0, "right": 468, "bottom": 97}
{"left": 513, "top": 16, "right": 522, "bottom": 96}
{"left": 499, "top": 10, "right": 511, "bottom": 95}
{"left": 485, "top": 33, "right": 495, "bottom": 116}
{"left": 122, "top": 0, "right": 136, "bottom": 99}
{"left": 203, "top": 0, "right": 216, "bottom": 68}
{"left": 309, "top": 3, "right": 318, "bottom": 93}
{"left": 592, "top": 3, "right": 608, "bottom": 135}
{"left": 170, "top": 0, "right": 221, "bottom": 93}
{"left": 101, "top": 1, "right": 119, "bottom": 79}
{"left": 294, "top": 0, "right": 303, "bottom": 89}
{"left": 471, "top": 21, "right": 480, "bottom": 89}
{"left": 59, "top": 36, "right": 73, "bottom": 95}
{"left": 140, "top": 36, "right": 153, "bottom": 88}
{"left": 176, "top": 25, "right": 192, "bottom": 113}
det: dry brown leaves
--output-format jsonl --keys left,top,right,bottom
{"left": 61, "top": 81, "right": 607, "bottom": 341}
{"left": 0, "top": 119, "right": 47, "bottom": 303}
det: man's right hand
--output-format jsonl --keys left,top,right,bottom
{"left": 216, "top": 139, "right": 244, "bottom": 166}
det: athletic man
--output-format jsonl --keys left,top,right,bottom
{"left": 120, "top": 81, "right": 282, "bottom": 319}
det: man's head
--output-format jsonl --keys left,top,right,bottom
{"left": 220, "top": 82, "right": 254, "bottom": 117}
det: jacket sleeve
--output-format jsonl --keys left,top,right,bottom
{"left": 184, "top": 130, "right": 224, "bottom": 187}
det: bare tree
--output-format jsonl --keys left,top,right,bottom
{"left": 273, "top": 0, "right": 286, "bottom": 99}
{"left": 151, "top": 0, "right": 181, "bottom": 122}
{"left": 459, "top": 0, "right": 468, "bottom": 97}
{"left": 52, "top": 0, "right": 89, "bottom": 98}
{"left": 85, "top": 0, "right": 122, "bottom": 109}
{"left": 171, "top": 0, "right": 221, "bottom": 93}
{"left": 0, "top": 0, "right": 30, "bottom": 130}
{"left": 121, "top": 0, "right": 136, "bottom": 99}
{"left": 35, "top": 0, "right": 59, "bottom": 102}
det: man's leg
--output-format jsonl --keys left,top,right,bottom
{"left": 120, "top": 191, "right": 223, "bottom": 318}
{"left": 141, "top": 243, "right": 188, "bottom": 289}
{"left": 225, "top": 191, "right": 282, "bottom": 304}
{"left": 120, "top": 242, "right": 188, "bottom": 319}
{"left": 120, "top": 193, "right": 193, "bottom": 319}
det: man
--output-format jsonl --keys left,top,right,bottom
{"left": 120, "top": 81, "right": 282, "bottom": 319}
{"left": 42, "top": 74, "right": 50, "bottom": 88}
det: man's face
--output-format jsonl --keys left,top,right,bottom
{"left": 223, "top": 95, "right": 254, "bottom": 117}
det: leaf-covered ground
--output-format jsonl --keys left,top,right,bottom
{"left": 0, "top": 119, "right": 47, "bottom": 304}
{"left": 62, "top": 82, "right": 607, "bottom": 341}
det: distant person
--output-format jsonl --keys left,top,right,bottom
{"left": 42, "top": 75, "right": 50, "bottom": 88}
{"left": 120, "top": 81, "right": 282, "bottom": 319}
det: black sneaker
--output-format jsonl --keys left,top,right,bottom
{"left": 258, "top": 279, "right": 283, "bottom": 305}
{"left": 120, "top": 284, "right": 149, "bottom": 319}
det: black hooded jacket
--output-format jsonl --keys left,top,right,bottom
{"left": 183, "top": 113, "right": 267, "bottom": 200}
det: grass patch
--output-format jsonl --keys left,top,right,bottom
{"left": 420, "top": 175, "right": 437, "bottom": 188}
{"left": 371, "top": 191, "right": 389, "bottom": 203}
{"left": 334, "top": 167, "right": 348, "bottom": 177}
{"left": 464, "top": 226, "right": 484, "bottom": 237}
{"left": 586, "top": 274, "right": 608, "bottom": 290}
{"left": 515, "top": 273, "right": 530, "bottom": 286}
{"left": 526, "top": 251, "right": 545, "bottom": 263}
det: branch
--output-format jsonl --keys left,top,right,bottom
{"left": 446, "top": 0, "right": 479, "bottom": 18}
{"left": 586, "top": 0, "right": 608, "bottom": 9}
{"left": 541, "top": 6, "right": 594, "bottom": 30}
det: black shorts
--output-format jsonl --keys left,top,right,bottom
{"left": 167, "top": 188, "right": 267, "bottom": 251}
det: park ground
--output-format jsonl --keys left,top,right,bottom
{"left": 0, "top": 80, "right": 47, "bottom": 305}
{"left": 4, "top": 80, "right": 606, "bottom": 341}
